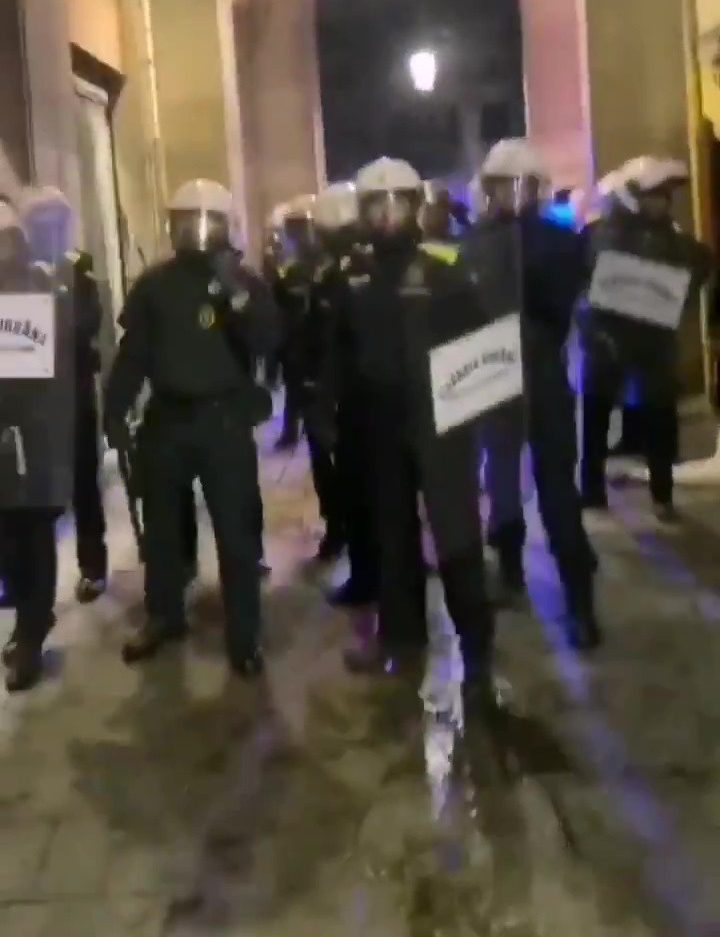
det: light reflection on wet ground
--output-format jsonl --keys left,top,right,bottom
{"left": 0, "top": 429, "right": 719, "bottom": 935}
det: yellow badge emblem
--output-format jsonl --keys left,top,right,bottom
{"left": 198, "top": 305, "right": 216, "bottom": 329}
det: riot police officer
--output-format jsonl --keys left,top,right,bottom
{"left": 270, "top": 194, "right": 319, "bottom": 451}
{"left": 580, "top": 156, "right": 713, "bottom": 520}
{"left": 19, "top": 186, "right": 107, "bottom": 603}
{"left": 105, "top": 178, "right": 279, "bottom": 676}
{"left": 297, "top": 183, "right": 357, "bottom": 563}
{"left": 462, "top": 139, "right": 600, "bottom": 649}
{"left": 329, "top": 157, "right": 495, "bottom": 690}
{"left": 309, "top": 184, "right": 379, "bottom": 600}
{"left": 0, "top": 201, "right": 75, "bottom": 691}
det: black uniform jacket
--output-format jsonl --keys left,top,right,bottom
{"left": 317, "top": 239, "right": 491, "bottom": 556}
{"left": 270, "top": 257, "right": 317, "bottom": 370}
{"left": 105, "top": 251, "right": 280, "bottom": 427}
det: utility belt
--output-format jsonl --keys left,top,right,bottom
{"left": 151, "top": 383, "right": 272, "bottom": 426}
{"left": 151, "top": 388, "right": 242, "bottom": 414}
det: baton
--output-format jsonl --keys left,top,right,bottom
{"left": 117, "top": 443, "right": 144, "bottom": 562}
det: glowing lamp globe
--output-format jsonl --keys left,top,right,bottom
{"left": 408, "top": 49, "right": 437, "bottom": 93}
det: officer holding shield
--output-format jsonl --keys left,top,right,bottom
{"left": 580, "top": 157, "right": 713, "bottom": 520}
{"left": 0, "top": 201, "right": 75, "bottom": 691}
{"left": 462, "top": 139, "right": 600, "bottom": 650}
{"left": 105, "top": 179, "right": 279, "bottom": 676}
{"left": 20, "top": 186, "right": 107, "bottom": 604}
{"left": 328, "top": 157, "right": 495, "bottom": 697}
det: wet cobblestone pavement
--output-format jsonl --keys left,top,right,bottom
{"left": 1, "top": 429, "right": 720, "bottom": 936}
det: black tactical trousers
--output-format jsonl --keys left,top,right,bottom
{"left": 279, "top": 355, "right": 303, "bottom": 442}
{"left": 371, "top": 435, "right": 493, "bottom": 665}
{"left": 0, "top": 508, "right": 58, "bottom": 647}
{"left": 485, "top": 376, "right": 595, "bottom": 594}
{"left": 140, "top": 399, "right": 261, "bottom": 662}
{"left": 335, "top": 401, "right": 378, "bottom": 595}
{"left": 179, "top": 471, "right": 265, "bottom": 570}
{"left": 582, "top": 394, "right": 676, "bottom": 505}
{"left": 74, "top": 389, "right": 107, "bottom": 581}
{"left": 529, "top": 383, "right": 596, "bottom": 593}
{"left": 180, "top": 486, "right": 199, "bottom": 569}
{"left": 306, "top": 429, "right": 343, "bottom": 538}
{"left": 482, "top": 401, "right": 526, "bottom": 566}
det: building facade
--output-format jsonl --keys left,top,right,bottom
{"left": 0, "top": 0, "right": 324, "bottom": 349}
{"left": 521, "top": 0, "right": 720, "bottom": 396}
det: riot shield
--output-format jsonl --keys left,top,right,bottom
{"left": 0, "top": 272, "right": 75, "bottom": 509}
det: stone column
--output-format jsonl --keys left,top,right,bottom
{"left": 520, "top": 0, "right": 705, "bottom": 390}
{"left": 519, "top": 0, "right": 593, "bottom": 191}
{"left": 233, "top": 0, "right": 326, "bottom": 262}
{"left": 0, "top": 0, "right": 31, "bottom": 199}
{"left": 22, "top": 0, "right": 82, "bottom": 206}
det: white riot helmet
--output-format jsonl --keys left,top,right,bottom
{"left": 581, "top": 168, "right": 636, "bottom": 224}
{"left": 619, "top": 156, "right": 688, "bottom": 221}
{"left": 313, "top": 182, "right": 358, "bottom": 232}
{"left": 19, "top": 185, "right": 73, "bottom": 265}
{"left": 355, "top": 157, "right": 424, "bottom": 239}
{"left": 0, "top": 200, "right": 26, "bottom": 265}
{"left": 474, "top": 138, "right": 550, "bottom": 216}
{"left": 168, "top": 178, "right": 233, "bottom": 253}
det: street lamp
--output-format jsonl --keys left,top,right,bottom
{"left": 408, "top": 49, "right": 437, "bottom": 93}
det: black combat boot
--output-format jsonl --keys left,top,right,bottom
{"left": 122, "top": 619, "right": 188, "bottom": 665}
{"left": 229, "top": 646, "right": 265, "bottom": 680}
{"left": 5, "top": 640, "right": 44, "bottom": 693}
{"left": 76, "top": 575, "right": 107, "bottom": 604}
{"left": 563, "top": 576, "right": 602, "bottom": 651}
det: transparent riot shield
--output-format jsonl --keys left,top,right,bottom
{"left": 0, "top": 268, "right": 75, "bottom": 509}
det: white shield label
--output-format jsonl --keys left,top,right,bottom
{"left": 0, "top": 293, "right": 56, "bottom": 379}
{"left": 430, "top": 312, "right": 523, "bottom": 435}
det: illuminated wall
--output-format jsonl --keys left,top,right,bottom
{"left": 521, "top": 0, "right": 705, "bottom": 391}
{"left": 696, "top": 0, "right": 720, "bottom": 137}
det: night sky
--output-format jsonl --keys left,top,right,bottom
{"left": 317, "top": 0, "right": 524, "bottom": 181}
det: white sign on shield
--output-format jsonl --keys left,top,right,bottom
{"left": 430, "top": 313, "right": 523, "bottom": 435}
{"left": 588, "top": 250, "right": 691, "bottom": 330}
{"left": 0, "top": 294, "right": 56, "bottom": 379}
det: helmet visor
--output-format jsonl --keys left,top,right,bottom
{"left": 169, "top": 209, "right": 229, "bottom": 253}
{"left": 480, "top": 175, "right": 545, "bottom": 215}
{"left": 360, "top": 190, "right": 420, "bottom": 236}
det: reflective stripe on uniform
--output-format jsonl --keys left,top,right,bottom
{"left": 419, "top": 241, "right": 459, "bottom": 266}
